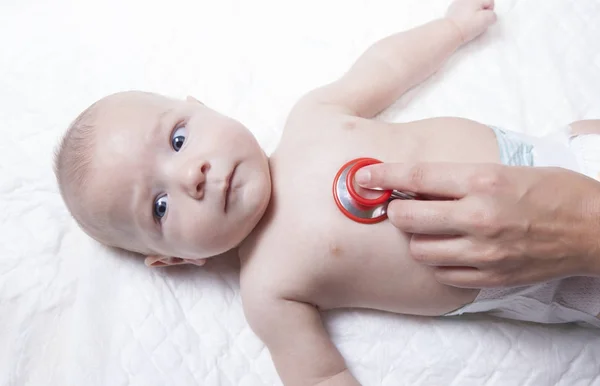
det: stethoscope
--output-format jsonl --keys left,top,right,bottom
{"left": 333, "top": 157, "right": 422, "bottom": 224}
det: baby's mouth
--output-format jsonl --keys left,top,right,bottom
{"left": 223, "top": 164, "right": 238, "bottom": 213}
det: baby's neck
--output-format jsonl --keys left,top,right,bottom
{"left": 237, "top": 157, "right": 277, "bottom": 263}
{"left": 237, "top": 208, "right": 273, "bottom": 265}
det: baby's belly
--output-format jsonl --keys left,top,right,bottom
{"left": 306, "top": 219, "right": 479, "bottom": 316}
{"left": 274, "top": 117, "right": 498, "bottom": 316}
{"left": 383, "top": 117, "right": 501, "bottom": 164}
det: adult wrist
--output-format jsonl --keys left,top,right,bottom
{"left": 581, "top": 186, "right": 600, "bottom": 276}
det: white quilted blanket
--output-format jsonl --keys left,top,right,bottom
{"left": 2, "top": 0, "right": 600, "bottom": 385}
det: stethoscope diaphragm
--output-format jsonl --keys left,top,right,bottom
{"left": 332, "top": 157, "right": 420, "bottom": 224}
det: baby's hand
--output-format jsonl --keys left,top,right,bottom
{"left": 446, "top": 0, "right": 497, "bottom": 43}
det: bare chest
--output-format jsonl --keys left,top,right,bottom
{"left": 242, "top": 115, "right": 487, "bottom": 314}
{"left": 247, "top": 120, "right": 421, "bottom": 307}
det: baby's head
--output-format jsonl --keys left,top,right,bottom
{"left": 55, "top": 91, "right": 271, "bottom": 267}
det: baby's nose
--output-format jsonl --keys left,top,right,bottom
{"left": 182, "top": 160, "right": 210, "bottom": 199}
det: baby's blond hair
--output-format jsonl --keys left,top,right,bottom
{"left": 53, "top": 95, "right": 154, "bottom": 254}
{"left": 53, "top": 102, "right": 108, "bottom": 239}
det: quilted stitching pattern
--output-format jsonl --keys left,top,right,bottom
{"left": 1, "top": 0, "right": 600, "bottom": 385}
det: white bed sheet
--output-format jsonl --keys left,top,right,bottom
{"left": 2, "top": 0, "right": 600, "bottom": 385}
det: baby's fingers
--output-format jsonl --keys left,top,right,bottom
{"left": 482, "top": 0, "right": 494, "bottom": 10}
{"left": 477, "top": 9, "right": 497, "bottom": 28}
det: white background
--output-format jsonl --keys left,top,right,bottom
{"left": 1, "top": 0, "right": 600, "bottom": 385}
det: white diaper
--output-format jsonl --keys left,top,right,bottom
{"left": 530, "top": 125, "right": 600, "bottom": 179}
{"left": 446, "top": 126, "right": 600, "bottom": 328}
{"left": 568, "top": 133, "right": 600, "bottom": 181}
{"left": 447, "top": 278, "right": 600, "bottom": 328}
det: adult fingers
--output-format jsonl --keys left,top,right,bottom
{"left": 433, "top": 266, "right": 490, "bottom": 288}
{"left": 355, "top": 162, "right": 488, "bottom": 199}
{"left": 387, "top": 199, "right": 466, "bottom": 235}
{"left": 409, "top": 234, "right": 480, "bottom": 267}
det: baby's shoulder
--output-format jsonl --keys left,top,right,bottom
{"left": 239, "top": 218, "right": 323, "bottom": 304}
{"left": 238, "top": 248, "right": 306, "bottom": 321}
{"left": 282, "top": 91, "right": 369, "bottom": 140}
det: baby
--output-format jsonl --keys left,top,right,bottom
{"left": 54, "top": 0, "right": 600, "bottom": 385}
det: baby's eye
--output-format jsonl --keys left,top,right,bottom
{"left": 154, "top": 195, "right": 168, "bottom": 219}
{"left": 171, "top": 125, "right": 187, "bottom": 152}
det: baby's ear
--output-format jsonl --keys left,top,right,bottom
{"left": 144, "top": 255, "right": 174, "bottom": 267}
{"left": 182, "top": 258, "right": 207, "bottom": 267}
{"left": 186, "top": 96, "right": 204, "bottom": 105}
{"left": 144, "top": 255, "right": 207, "bottom": 267}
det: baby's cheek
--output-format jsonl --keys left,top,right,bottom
{"left": 182, "top": 219, "right": 219, "bottom": 249}
{"left": 171, "top": 207, "right": 233, "bottom": 255}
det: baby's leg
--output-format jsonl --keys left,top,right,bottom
{"left": 569, "top": 120, "right": 600, "bottom": 135}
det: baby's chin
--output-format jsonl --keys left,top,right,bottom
{"left": 204, "top": 177, "right": 271, "bottom": 257}
{"left": 241, "top": 169, "right": 272, "bottom": 222}
{"left": 175, "top": 206, "right": 271, "bottom": 260}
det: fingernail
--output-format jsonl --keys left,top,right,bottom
{"left": 355, "top": 169, "right": 371, "bottom": 185}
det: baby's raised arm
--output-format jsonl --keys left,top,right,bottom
{"left": 305, "top": 0, "right": 496, "bottom": 118}
{"left": 243, "top": 294, "right": 360, "bottom": 386}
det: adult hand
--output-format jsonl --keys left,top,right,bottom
{"left": 355, "top": 163, "right": 600, "bottom": 288}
